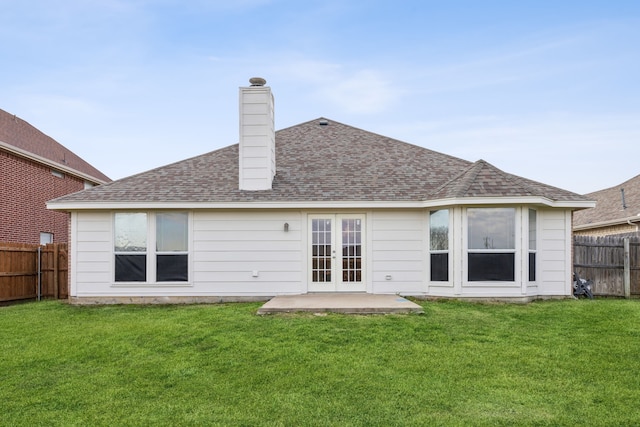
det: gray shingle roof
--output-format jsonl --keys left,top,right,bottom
{"left": 50, "top": 118, "right": 588, "bottom": 205}
{"left": 573, "top": 173, "right": 640, "bottom": 227}
{"left": 0, "top": 108, "right": 111, "bottom": 183}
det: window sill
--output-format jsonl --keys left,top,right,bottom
{"left": 463, "top": 281, "right": 519, "bottom": 287}
{"left": 111, "top": 283, "right": 193, "bottom": 287}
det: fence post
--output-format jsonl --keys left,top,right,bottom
{"left": 37, "top": 246, "right": 41, "bottom": 301}
{"left": 624, "top": 237, "right": 631, "bottom": 299}
{"left": 53, "top": 244, "right": 59, "bottom": 299}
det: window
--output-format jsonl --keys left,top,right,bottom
{"left": 467, "top": 208, "right": 515, "bottom": 281}
{"left": 114, "top": 213, "right": 147, "bottom": 282}
{"left": 430, "top": 210, "right": 449, "bottom": 281}
{"left": 40, "top": 232, "right": 53, "bottom": 245}
{"left": 114, "top": 212, "right": 189, "bottom": 283}
{"left": 529, "top": 209, "right": 537, "bottom": 282}
{"left": 156, "top": 213, "right": 188, "bottom": 282}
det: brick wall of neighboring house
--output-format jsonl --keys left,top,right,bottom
{"left": 0, "top": 150, "right": 85, "bottom": 244}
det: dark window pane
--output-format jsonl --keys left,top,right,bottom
{"left": 468, "top": 253, "right": 514, "bottom": 281}
{"left": 157, "top": 254, "right": 188, "bottom": 282}
{"left": 115, "top": 255, "right": 146, "bottom": 282}
{"left": 430, "top": 253, "right": 449, "bottom": 281}
{"left": 529, "top": 252, "right": 536, "bottom": 282}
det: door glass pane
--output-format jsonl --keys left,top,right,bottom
{"left": 341, "top": 219, "right": 362, "bottom": 282}
{"left": 311, "top": 219, "right": 332, "bottom": 282}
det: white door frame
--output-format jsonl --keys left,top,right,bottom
{"left": 308, "top": 214, "right": 366, "bottom": 292}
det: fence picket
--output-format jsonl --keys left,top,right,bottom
{"left": 0, "top": 243, "right": 68, "bottom": 302}
{"left": 573, "top": 234, "right": 639, "bottom": 297}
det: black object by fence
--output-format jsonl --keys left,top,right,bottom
{"left": 573, "top": 235, "right": 640, "bottom": 297}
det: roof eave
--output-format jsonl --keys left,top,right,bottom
{"left": 47, "top": 196, "right": 594, "bottom": 211}
{"left": 0, "top": 140, "right": 109, "bottom": 185}
{"left": 573, "top": 215, "right": 640, "bottom": 231}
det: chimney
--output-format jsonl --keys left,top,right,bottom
{"left": 238, "top": 77, "right": 275, "bottom": 191}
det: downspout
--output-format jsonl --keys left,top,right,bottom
{"left": 627, "top": 219, "right": 639, "bottom": 233}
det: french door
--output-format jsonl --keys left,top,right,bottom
{"left": 308, "top": 215, "right": 365, "bottom": 292}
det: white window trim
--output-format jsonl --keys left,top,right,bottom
{"left": 112, "top": 211, "right": 193, "bottom": 287}
{"left": 427, "top": 208, "right": 453, "bottom": 287}
{"left": 463, "top": 206, "right": 521, "bottom": 287}
{"left": 527, "top": 208, "right": 539, "bottom": 286}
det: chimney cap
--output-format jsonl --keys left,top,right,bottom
{"left": 249, "top": 77, "right": 267, "bottom": 86}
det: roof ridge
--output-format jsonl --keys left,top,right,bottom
{"left": 484, "top": 161, "right": 537, "bottom": 196}
{"left": 0, "top": 107, "right": 111, "bottom": 183}
{"left": 431, "top": 159, "right": 486, "bottom": 198}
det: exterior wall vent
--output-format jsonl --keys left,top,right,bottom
{"left": 319, "top": 120, "right": 328, "bottom": 126}
{"left": 249, "top": 77, "right": 267, "bottom": 87}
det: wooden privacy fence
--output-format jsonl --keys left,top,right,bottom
{"left": 573, "top": 235, "right": 640, "bottom": 297}
{"left": 0, "top": 243, "right": 68, "bottom": 302}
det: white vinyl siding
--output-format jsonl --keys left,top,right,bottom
{"left": 68, "top": 205, "right": 574, "bottom": 301}
{"left": 72, "top": 212, "right": 112, "bottom": 295}
{"left": 538, "top": 209, "right": 572, "bottom": 296}
{"left": 192, "top": 211, "right": 303, "bottom": 295}
{"left": 371, "top": 211, "right": 425, "bottom": 294}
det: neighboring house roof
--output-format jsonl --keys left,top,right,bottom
{"left": 49, "top": 118, "right": 590, "bottom": 208}
{"left": 573, "top": 173, "right": 640, "bottom": 230}
{"left": 0, "top": 108, "right": 110, "bottom": 183}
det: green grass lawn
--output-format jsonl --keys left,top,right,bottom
{"left": 1, "top": 299, "right": 639, "bottom": 426}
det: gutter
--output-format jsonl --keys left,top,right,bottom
{"left": 48, "top": 196, "right": 597, "bottom": 212}
{"left": 573, "top": 216, "right": 640, "bottom": 231}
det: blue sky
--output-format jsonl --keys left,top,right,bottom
{"left": 2, "top": 1, "right": 639, "bottom": 194}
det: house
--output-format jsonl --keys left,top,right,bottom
{"left": 48, "top": 78, "right": 594, "bottom": 303}
{"left": 573, "top": 173, "right": 640, "bottom": 236}
{"left": 1, "top": 108, "right": 111, "bottom": 244}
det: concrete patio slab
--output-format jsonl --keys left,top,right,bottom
{"left": 256, "top": 293, "right": 424, "bottom": 315}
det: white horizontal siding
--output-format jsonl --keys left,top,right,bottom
{"left": 69, "top": 206, "right": 575, "bottom": 300}
{"left": 192, "top": 211, "right": 303, "bottom": 293}
{"left": 73, "top": 212, "right": 112, "bottom": 295}
{"left": 370, "top": 211, "right": 425, "bottom": 293}
{"left": 538, "top": 209, "right": 571, "bottom": 295}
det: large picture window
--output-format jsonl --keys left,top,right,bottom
{"left": 467, "top": 208, "right": 515, "bottom": 281}
{"left": 114, "top": 212, "right": 189, "bottom": 283}
{"left": 430, "top": 210, "right": 449, "bottom": 282}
